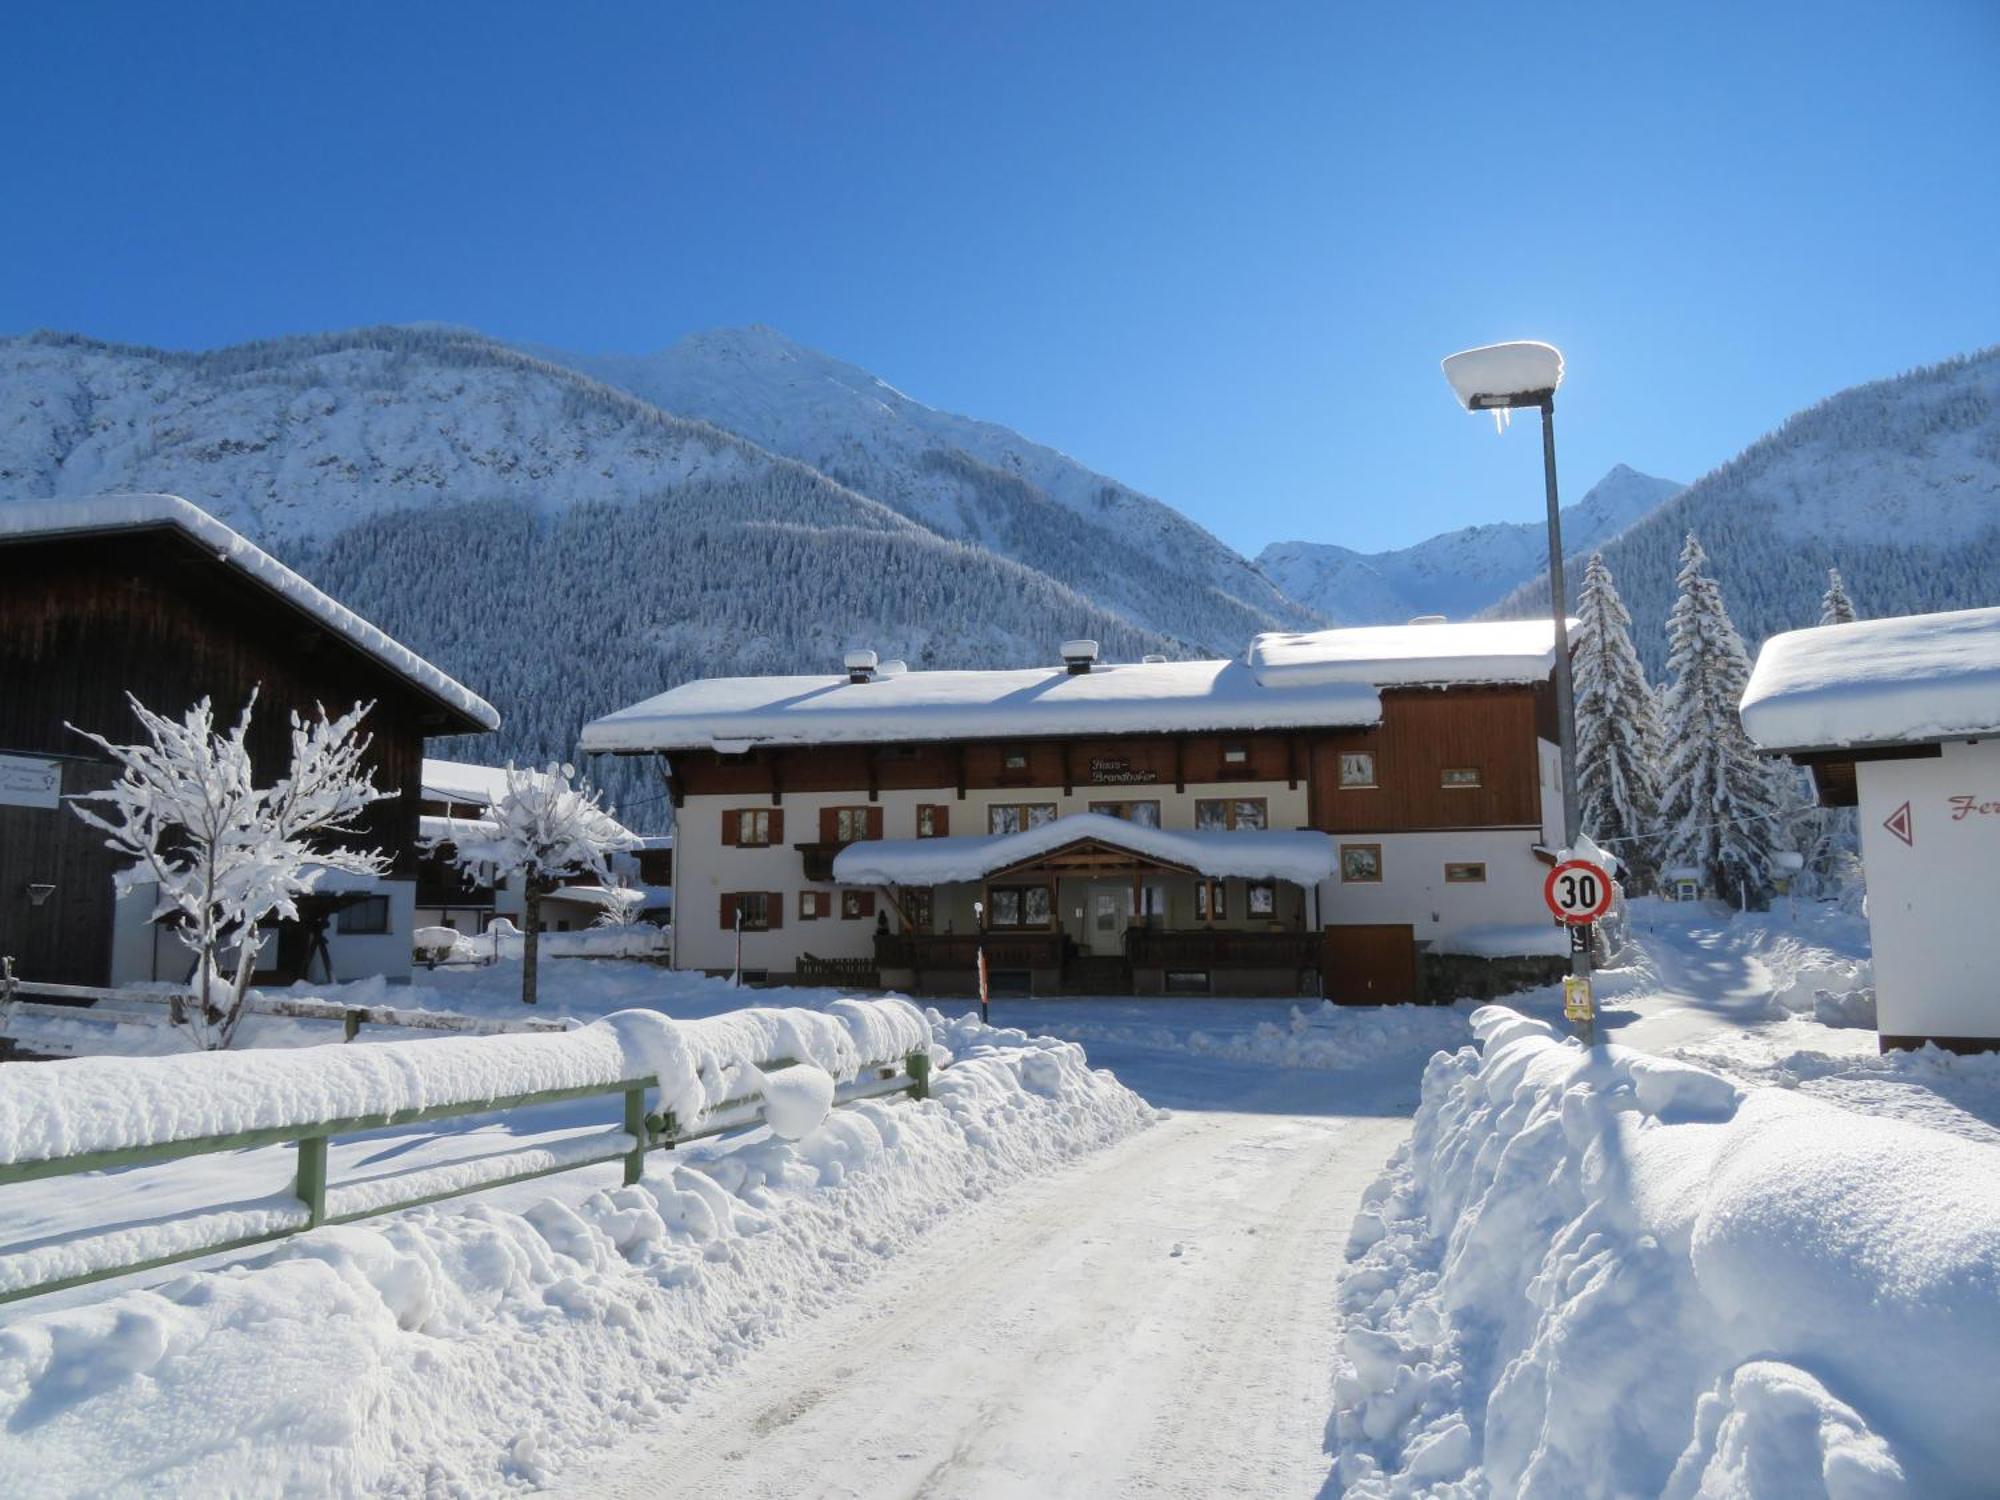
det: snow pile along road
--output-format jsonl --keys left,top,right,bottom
{"left": 1331, "top": 1006, "right": 2000, "bottom": 1499}
{"left": 0, "top": 1016, "right": 1152, "bottom": 1496}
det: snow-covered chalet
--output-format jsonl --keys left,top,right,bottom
{"left": 1742, "top": 604, "right": 2000, "bottom": 1052}
{"left": 581, "top": 624, "right": 1575, "bottom": 999}
{"left": 0, "top": 494, "right": 499, "bottom": 989}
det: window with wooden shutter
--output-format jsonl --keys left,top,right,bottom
{"left": 721, "top": 811, "right": 739, "bottom": 846}
{"left": 916, "top": 803, "right": 949, "bottom": 838}
{"left": 841, "top": 890, "right": 875, "bottom": 920}
{"left": 823, "top": 806, "right": 877, "bottom": 843}
{"left": 765, "top": 893, "right": 783, "bottom": 929}
{"left": 719, "top": 893, "right": 739, "bottom": 930}
{"left": 725, "top": 809, "right": 772, "bottom": 846}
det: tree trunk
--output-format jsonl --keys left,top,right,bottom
{"left": 522, "top": 881, "right": 541, "bottom": 1005}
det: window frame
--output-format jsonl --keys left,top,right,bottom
{"left": 735, "top": 808, "right": 772, "bottom": 847}
{"left": 1195, "top": 879, "right": 1228, "bottom": 920}
{"left": 799, "top": 890, "right": 828, "bottom": 920}
{"left": 1247, "top": 881, "right": 1277, "bottom": 917}
{"left": 988, "top": 801, "right": 1058, "bottom": 836}
{"left": 1194, "top": 797, "right": 1268, "bottom": 831}
{"left": 986, "top": 882, "right": 1053, "bottom": 929}
{"left": 737, "top": 891, "right": 773, "bottom": 930}
{"left": 1441, "top": 767, "right": 1483, "bottom": 790}
{"left": 1444, "top": 861, "right": 1487, "bottom": 884}
{"left": 336, "top": 894, "right": 390, "bottom": 935}
{"left": 1087, "top": 798, "right": 1162, "bottom": 828}
{"left": 831, "top": 806, "right": 873, "bottom": 843}
{"left": 1338, "top": 751, "right": 1377, "bottom": 790}
{"left": 1339, "top": 843, "right": 1384, "bottom": 883}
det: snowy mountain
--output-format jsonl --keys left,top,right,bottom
{"left": 550, "top": 325, "right": 1320, "bottom": 645}
{"left": 0, "top": 326, "right": 1263, "bottom": 814}
{"left": 1256, "top": 464, "right": 1684, "bottom": 624}
{"left": 1491, "top": 347, "right": 2000, "bottom": 677}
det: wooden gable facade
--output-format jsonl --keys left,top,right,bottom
{"left": 0, "top": 524, "right": 490, "bottom": 986}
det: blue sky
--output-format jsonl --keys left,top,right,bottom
{"left": 4, "top": 2, "right": 1996, "bottom": 555}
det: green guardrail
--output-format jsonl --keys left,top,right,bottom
{"left": 0, "top": 1047, "right": 935, "bottom": 1306}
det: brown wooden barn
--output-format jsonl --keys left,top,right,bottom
{"left": 0, "top": 493, "right": 498, "bottom": 988}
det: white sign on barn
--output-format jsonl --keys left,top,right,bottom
{"left": 0, "top": 754, "right": 63, "bottom": 810}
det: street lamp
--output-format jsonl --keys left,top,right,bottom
{"left": 1440, "top": 341, "right": 1595, "bottom": 1037}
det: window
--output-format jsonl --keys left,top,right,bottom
{"left": 1002, "top": 747, "right": 1029, "bottom": 771}
{"left": 1247, "top": 882, "right": 1276, "bottom": 916}
{"left": 1195, "top": 797, "right": 1267, "bottom": 831}
{"left": 722, "top": 891, "right": 777, "bottom": 930}
{"left": 800, "top": 890, "right": 828, "bottom": 920}
{"left": 987, "top": 884, "right": 1052, "bottom": 928}
{"left": 1088, "top": 799, "right": 1161, "bottom": 828}
{"left": 1195, "top": 880, "right": 1227, "bottom": 920}
{"left": 336, "top": 895, "right": 389, "bottom": 934}
{"left": 1445, "top": 862, "right": 1487, "bottom": 884}
{"left": 989, "top": 802, "right": 1058, "bottom": 835}
{"left": 841, "top": 890, "right": 876, "bottom": 920}
{"left": 1340, "top": 844, "right": 1383, "bottom": 883}
{"left": 904, "top": 888, "right": 934, "bottom": 931}
{"left": 1441, "top": 767, "right": 1482, "bottom": 789}
{"left": 1339, "top": 752, "right": 1376, "bottom": 789}
{"left": 724, "top": 808, "right": 777, "bottom": 847}
{"left": 833, "top": 807, "right": 872, "bottom": 843}
{"left": 916, "top": 804, "right": 949, "bottom": 838}
{"left": 1222, "top": 742, "right": 1248, "bottom": 765}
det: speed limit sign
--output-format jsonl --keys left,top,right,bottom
{"left": 1544, "top": 859, "right": 1613, "bottom": 926}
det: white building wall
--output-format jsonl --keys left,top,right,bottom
{"left": 108, "top": 877, "right": 416, "bottom": 986}
{"left": 1855, "top": 740, "right": 2000, "bottom": 1042}
{"left": 1316, "top": 829, "right": 1555, "bottom": 945}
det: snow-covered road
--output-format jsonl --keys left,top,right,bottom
{"left": 556, "top": 1047, "right": 1413, "bottom": 1499}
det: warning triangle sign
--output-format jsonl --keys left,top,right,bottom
{"left": 1883, "top": 801, "right": 1914, "bottom": 847}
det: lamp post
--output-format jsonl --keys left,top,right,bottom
{"left": 1440, "top": 341, "right": 1594, "bottom": 1035}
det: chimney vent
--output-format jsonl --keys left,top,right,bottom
{"left": 1060, "top": 639, "right": 1100, "bottom": 675}
{"left": 843, "top": 648, "right": 879, "bottom": 684}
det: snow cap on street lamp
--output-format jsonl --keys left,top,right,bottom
{"left": 1441, "top": 341, "right": 1564, "bottom": 411}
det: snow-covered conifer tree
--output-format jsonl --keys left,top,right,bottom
{"left": 1819, "top": 567, "right": 1857, "bottom": 626}
{"left": 69, "top": 692, "right": 390, "bottom": 1049}
{"left": 1657, "top": 533, "right": 1785, "bottom": 904}
{"left": 1573, "top": 553, "right": 1663, "bottom": 886}
{"left": 448, "top": 763, "right": 638, "bottom": 1004}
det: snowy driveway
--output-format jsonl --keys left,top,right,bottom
{"left": 555, "top": 1040, "right": 1416, "bottom": 1500}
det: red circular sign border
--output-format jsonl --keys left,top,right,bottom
{"left": 1544, "top": 859, "right": 1613, "bottom": 925}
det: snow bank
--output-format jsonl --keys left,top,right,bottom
{"left": 1000, "top": 998, "right": 1476, "bottom": 1074}
{"left": 1740, "top": 604, "right": 2000, "bottom": 751}
{"left": 0, "top": 1019, "right": 1152, "bottom": 1497}
{"left": 833, "top": 811, "right": 1338, "bottom": 887}
{"left": 1331, "top": 1005, "right": 2000, "bottom": 1498}
{"left": 0, "top": 999, "right": 927, "bottom": 1166}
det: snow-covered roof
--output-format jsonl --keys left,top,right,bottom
{"left": 418, "top": 813, "right": 502, "bottom": 846}
{"left": 830, "top": 812, "right": 1338, "bottom": 886}
{"left": 1739, "top": 606, "right": 2000, "bottom": 753}
{"left": 0, "top": 494, "right": 499, "bottom": 731}
{"left": 581, "top": 656, "right": 1382, "bottom": 753}
{"left": 421, "top": 758, "right": 517, "bottom": 808}
{"left": 1246, "top": 619, "right": 1570, "bottom": 690}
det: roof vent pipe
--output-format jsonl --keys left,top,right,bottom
{"left": 843, "top": 648, "right": 879, "bottom": 684}
{"left": 1060, "top": 639, "right": 1100, "bottom": 675}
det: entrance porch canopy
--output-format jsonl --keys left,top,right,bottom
{"left": 829, "top": 811, "right": 1338, "bottom": 887}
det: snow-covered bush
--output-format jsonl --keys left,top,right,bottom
{"left": 446, "top": 764, "right": 641, "bottom": 1004}
{"left": 68, "top": 692, "right": 390, "bottom": 1049}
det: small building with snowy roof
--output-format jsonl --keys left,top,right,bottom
{"left": 0, "top": 494, "right": 498, "bottom": 990}
{"left": 1741, "top": 605, "right": 2000, "bottom": 1051}
{"left": 582, "top": 623, "right": 1574, "bottom": 999}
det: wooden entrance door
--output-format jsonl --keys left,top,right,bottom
{"left": 1321, "top": 924, "right": 1417, "bottom": 1004}
{"left": 1085, "top": 884, "right": 1126, "bottom": 956}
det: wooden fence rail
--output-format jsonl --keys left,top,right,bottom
{"left": 0, "top": 1044, "right": 935, "bottom": 1306}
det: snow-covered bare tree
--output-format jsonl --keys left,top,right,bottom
{"left": 447, "top": 762, "right": 639, "bottom": 1004}
{"left": 68, "top": 692, "right": 390, "bottom": 1049}
{"left": 1819, "top": 567, "right": 1857, "bottom": 626}
{"left": 1657, "top": 533, "right": 1786, "bottom": 904}
{"left": 1573, "top": 553, "right": 1663, "bottom": 888}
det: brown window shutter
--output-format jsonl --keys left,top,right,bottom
{"left": 867, "top": 807, "right": 884, "bottom": 840}
{"left": 720, "top": 811, "right": 739, "bottom": 846}
{"left": 719, "top": 893, "right": 738, "bottom": 929}
{"left": 768, "top": 809, "right": 784, "bottom": 845}
{"left": 820, "top": 807, "right": 839, "bottom": 843}
{"left": 767, "top": 894, "right": 783, "bottom": 930}
{"left": 931, "top": 804, "right": 949, "bottom": 837}
{"left": 856, "top": 891, "right": 875, "bottom": 919}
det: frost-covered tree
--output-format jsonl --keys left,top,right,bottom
{"left": 1657, "top": 533, "right": 1786, "bottom": 904}
{"left": 1819, "top": 567, "right": 1857, "bottom": 626}
{"left": 69, "top": 692, "right": 390, "bottom": 1049}
{"left": 448, "top": 763, "right": 639, "bottom": 1004}
{"left": 1573, "top": 554, "right": 1663, "bottom": 887}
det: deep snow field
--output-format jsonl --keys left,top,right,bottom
{"left": 1, "top": 898, "right": 1996, "bottom": 1497}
